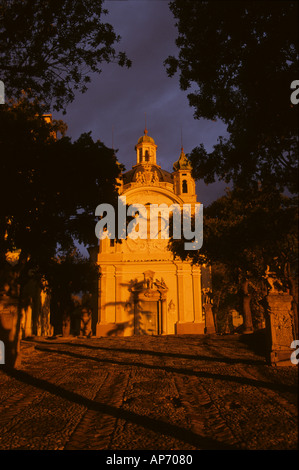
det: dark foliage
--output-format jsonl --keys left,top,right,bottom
{"left": 165, "top": 0, "right": 299, "bottom": 193}
{"left": 0, "top": 0, "right": 131, "bottom": 111}
{"left": 0, "top": 98, "right": 121, "bottom": 292}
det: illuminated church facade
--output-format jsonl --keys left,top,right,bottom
{"left": 96, "top": 129, "right": 208, "bottom": 336}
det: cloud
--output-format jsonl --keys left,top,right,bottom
{"left": 55, "top": 1, "right": 228, "bottom": 205}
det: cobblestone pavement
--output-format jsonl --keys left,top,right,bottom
{"left": 0, "top": 334, "right": 297, "bottom": 450}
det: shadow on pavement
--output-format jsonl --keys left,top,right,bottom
{"left": 62, "top": 341, "right": 266, "bottom": 366}
{"left": 33, "top": 345, "right": 297, "bottom": 395}
{"left": 239, "top": 329, "right": 267, "bottom": 357}
{"left": 3, "top": 367, "right": 240, "bottom": 451}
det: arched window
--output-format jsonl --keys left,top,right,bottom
{"left": 145, "top": 150, "right": 150, "bottom": 161}
{"left": 182, "top": 180, "right": 188, "bottom": 193}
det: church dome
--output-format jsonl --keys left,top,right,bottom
{"left": 173, "top": 148, "right": 192, "bottom": 171}
{"left": 122, "top": 164, "right": 173, "bottom": 185}
{"left": 137, "top": 128, "right": 155, "bottom": 145}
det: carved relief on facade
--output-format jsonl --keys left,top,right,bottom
{"left": 124, "top": 237, "right": 169, "bottom": 254}
{"left": 130, "top": 271, "right": 168, "bottom": 299}
{"left": 135, "top": 168, "right": 160, "bottom": 185}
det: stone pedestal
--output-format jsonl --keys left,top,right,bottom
{"left": 204, "top": 303, "right": 216, "bottom": 334}
{"left": 21, "top": 305, "right": 33, "bottom": 338}
{"left": 265, "top": 293, "right": 295, "bottom": 365}
{"left": 39, "top": 289, "right": 53, "bottom": 337}
{"left": 175, "top": 321, "right": 205, "bottom": 335}
{"left": 0, "top": 295, "right": 21, "bottom": 368}
{"left": 242, "top": 297, "right": 254, "bottom": 334}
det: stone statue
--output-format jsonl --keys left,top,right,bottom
{"left": 152, "top": 172, "right": 159, "bottom": 183}
{"left": 80, "top": 308, "right": 92, "bottom": 337}
{"left": 264, "top": 265, "right": 284, "bottom": 294}
{"left": 136, "top": 171, "right": 145, "bottom": 183}
{"left": 202, "top": 287, "right": 212, "bottom": 304}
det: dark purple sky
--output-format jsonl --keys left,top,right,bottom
{"left": 56, "top": 0, "right": 229, "bottom": 206}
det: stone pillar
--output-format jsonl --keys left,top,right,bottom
{"left": 175, "top": 264, "right": 185, "bottom": 334}
{"left": 242, "top": 280, "right": 254, "bottom": 334}
{"left": 265, "top": 293, "right": 295, "bottom": 365}
{"left": 243, "top": 298, "right": 254, "bottom": 333}
{"left": 204, "top": 303, "right": 216, "bottom": 334}
{"left": 23, "top": 305, "right": 32, "bottom": 338}
{"left": 176, "top": 263, "right": 205, "bottom": 334}
{"left": 192, "top": 266, "right": 203, "bottom": 323}
{"left": 115, "top": 267, "right": 123, "bottom": 324}
{"left": 96, "top": 265, "right": 116, "bottom": 337}
{"left": 161, "top": 298, "right": 167, "bottom": 334}
{"left": 40, "top": 289, "right": 53, "bottom": 337}
{"left": 62, "top": 311, "right": 71, "bottom": 337}
{"left": 0, "top": 293, "right": 21, "bottom": 368}
{"left": 96, "top": 267, "right": 106, "bottom": 336}
{"left": 176, "top": 264, "right": 185, "bottom": 322}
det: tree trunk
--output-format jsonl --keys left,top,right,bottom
{"left": 242, "top": 279, "right": 254, "bottom": 334}
{"left": 62, "top": 311, "right": 71, "bottom": 337}
{"left": 0, "top": 264, "right": 23, "bottom": 368}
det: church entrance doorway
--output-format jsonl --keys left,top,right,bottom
{"left": 130, "top": 271, "right": 168, "bottom": 336}
{"left": 134, "top": 300, "right": 163, "bottom": 335}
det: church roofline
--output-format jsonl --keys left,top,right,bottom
{"left": 120, "top": 184, "right": 187, "bottom": 205}
{"left": 121, "top": 164, "right": 173, "bottom": 185}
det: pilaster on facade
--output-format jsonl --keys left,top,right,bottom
{"left": 97, "top": 265, "right": 116, "bottom": 325}
{"left": 192, "top": 265, "right": 203, "bottom": 323}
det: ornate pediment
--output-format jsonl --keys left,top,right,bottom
{"left": 129, "top": 271, "right": 168, "bottom": 300}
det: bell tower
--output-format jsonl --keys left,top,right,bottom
{"left": 173, "top": 147, "right": 196, "bottom": 203}
{"left": 135, "top": 128, "right": 158, "bottom": 165}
